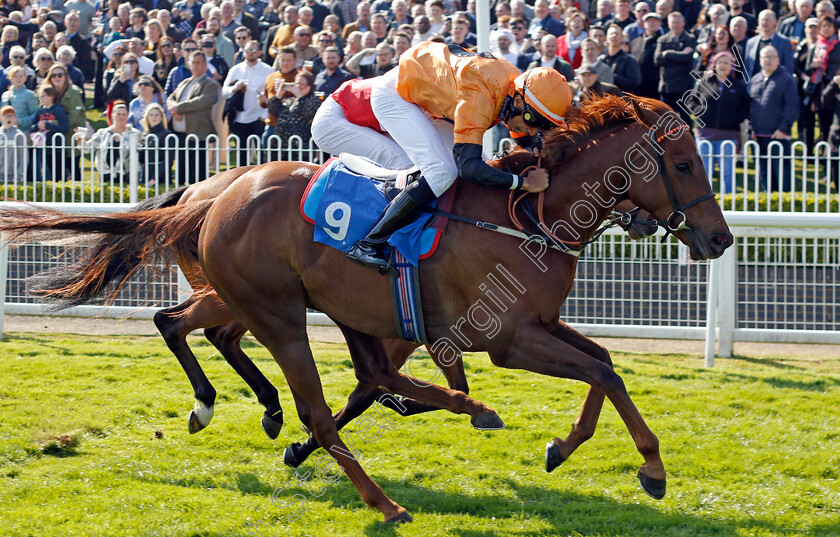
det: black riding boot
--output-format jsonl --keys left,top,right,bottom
{"left": 346, "top": 178, "right": 436, "bottom": 272}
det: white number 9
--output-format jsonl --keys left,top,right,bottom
{"left": 323, "top": 202, "right": 351, "bottom": 241}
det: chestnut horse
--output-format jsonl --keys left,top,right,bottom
{"left": 0, "top": 96, "right": 732, "bottom": 523}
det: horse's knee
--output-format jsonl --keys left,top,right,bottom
{"left": 590, "top": 343, "right": 613, "bottom": 368}
{"left": 154, "top": 310, "right": 180, "bottom": 341}
{"left": 594, "top": 367, "right": 626, "bottom": 396}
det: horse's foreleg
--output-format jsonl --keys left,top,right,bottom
{"left": 153, "top": 296, "right": 233, "bottom": 434}
{"left": 204, "top": 322, "right": 284, "bottom": 439}
{"left": 497, "top": 322, "right": 666, "bottom": 499}
{"left": 544, "top": 322, "right": 609, "bottom": 471}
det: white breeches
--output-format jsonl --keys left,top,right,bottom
{"left": 369, "top": 67, "right": 457, "bottom": 197}
{"left": 310, "top": 95, "right": 414, "bottom": 170}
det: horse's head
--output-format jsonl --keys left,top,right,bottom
{"left": 625, "top": 97, "right": 733, "bottom": 260}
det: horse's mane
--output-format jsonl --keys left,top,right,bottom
{"left": 492, "top": 94, "right": 641, "bottom": 176}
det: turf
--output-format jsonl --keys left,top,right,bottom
{"left": 0, "top": 333, "right": 838, "bottom": 537}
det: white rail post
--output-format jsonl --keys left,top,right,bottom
{"left": 0, "top": 232, "right": 8, "bottom": 340}
{"left": 129, "top": 131, "right": 139, "bottom": 204}
{"left": 704, "top": 257, "right": 720, "bottom": 367}
{"left": 717, "top": 244, "right": 737, "bottom": 357}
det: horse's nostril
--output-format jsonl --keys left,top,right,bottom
{"left": 712, "top": 232, "right": 734, "bottom": 251}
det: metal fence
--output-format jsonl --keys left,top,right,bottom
{"left": 1, "top": 135, "right": 838, "bottom": 361}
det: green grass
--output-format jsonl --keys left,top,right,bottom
{"left": 0, "top": 333, "right": 839, "bottom": 536}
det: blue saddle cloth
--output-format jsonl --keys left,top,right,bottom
{"left": 301, "top": 158, "right": 437, "bottom": 266}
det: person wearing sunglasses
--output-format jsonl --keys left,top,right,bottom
{"left": 311, "top": 41, "right": 572, "bottom": 273}
{"left": 105, "top": 51, "right": 140, "bottom": 111}
{"left": 55, "top": 45, "right": 86, "bottom": 101}
{"left": 163, "top": 39, "right": 198, "bottom": 96}
{"left": 128, "top": 74, "right": 168, "bottom": 131}
{"left": 154, "top": 38, "right": 177, "bottom": 88}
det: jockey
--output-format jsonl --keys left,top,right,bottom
{"left": 313, "top": 42, "right": 573, "bottom": 272}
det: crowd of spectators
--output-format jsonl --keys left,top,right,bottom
{"left": 0, "top": 0, "right": 839, "bottom": 191}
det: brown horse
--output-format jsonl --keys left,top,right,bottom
{"left": 0, "top": 96, "right": 732, "bottom": 523}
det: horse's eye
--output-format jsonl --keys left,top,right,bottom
{"left": 676, "top": 163, "right": 691, "bottom": 174}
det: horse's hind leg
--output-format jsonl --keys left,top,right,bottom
{"left": 153, "top": 295, "right": 235, "bottom": 434}
{"left": 204, "top": 322, "right": 284, "bottom": 439}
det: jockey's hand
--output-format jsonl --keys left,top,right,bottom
{"left": 522, "top": 168, "right": 549, "bottom": 193}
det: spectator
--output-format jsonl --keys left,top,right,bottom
{"left": 125, "top": 7, "right": 147, "bottom": 40}
{"left": 411, "top": 15, "right": 433, "bottom": 44}
{"left": 127, "top": 37, "right": 155, "bottom": 74}
{"left": 268, "top": 70, "right": 320, "bottom": 158}
{"left": 243, "top": 0, "right": 267, "bottom": 23}
{"left": 320, "top": 13, "right": 344, "bottom": 49}
{"left": 143, "top": 20, "right": 163, "bottom": 58}
{"left": 291, "top": 24, "right": 318, "bottom": 68}
{"left": 266, "top": 4, "right": 299, "bottom": 60}
{"left": 588, "top": 24, "right": 607, "bottom": 50}
{"left": 655, "top": 0, "right": 672, "bottom": 31}
{"left": 79, "top": 101, "right": 141, "bottom": 183}
{"left": 55, "top": 45, "right": 85, "bottom": 101}
{"left": 0, "top": 25, "right": 18, "bottom": 67}
{"left": 593, "top": 0, "right": 614, "bottom": 27}
{"left": 745, "top": 10, "right": 794, "bottom": 77}
{"left": 166, "top": 50, "right": 219, "bottom": 183}
{"left": 139, "top": 101, "right": 174, "bottom": 186}
{"left": 695, "top": 3, "right": 728, "bottom": 47}
{"left": 222, "top": 39, "right": 272, "bottom": 165}
{"left": 346, "top": 41, "right": 396, "bottom": 78}
{"left": 370, "top": 12, "right": 389, "bottom": 41}
{"left": 600, "top": 23, "right": 641, "bottom": 91}
{"left": 388, "top": 0, "right": 411, "bottom": 30}
{"left": 509, "top": 17, "right": 532, "bottom": 56}
{"left": 105, "top": 51, "right": 140, "bottom": 110}
{"left": 809, "top": 16, "right": 840, "bottom": 143}
{"left": 795, "top": 17, "right": 820, "bottom": 148}
{"left": 425, "top": 0, "right": 445, "bottom": 35}
{"left": 228, "top": 0, "right": 261, "bottom": 40}
{"left": 822, "top": 71, "right": 840, "bottom": 188}
{"left": 156, "top": 9, "right": 185, "bottom": 42}
{"left": 154, "top": 36, "right": 177, "bottom": 88}
{"left": 445, "top": 16, "right": 477, "bottom": 47}
{"left": 30, "top": 84, "right": 67, "bottom": 182}
{"left": 528, "top": 34, "right": 575, "bottom": 81}
{"left": 574, "top": 63, "right": 623, "bottom": 100}
{"left": 689, "top": 51, "right": 751, "bottom": 193}
{"left": 699, "top": 26, "right": 736, "bottom": 72}
{"left": 728, "top": 0, "right": 757, "bottom": 36}
{"left": 1, "top": 66, "right": 36, "bottom": 130}
{"left": 529, "top": 0, "right": 566, "bottom": 38}
{"left": 491, "top": 29, "right": 520, "bottom": 66}
{"left": 44, "top": 63, "right": 85, "bottom": 160}
{"left": 232, "top": 26, "right": 252, "bottom": 64}
{"left": 344, "top": 30, "right": 364, "bottom": 58}
{"left": 749, "top": 45, "right": 799, "bottom": 191}
{"left": 392, "top": 31, "right": 411, "bottom": 58}
{"left": 654, "top": 12, "right": 697, "bottom": 124}
{"left": 200, "top": 33, "right": 230, "bottom": 86}
{"left": 779, "top": 0, "right": 815, "bottom": 43}
{"left": 579, "top": 37, "right": 614, "bottom": 83}
{"left": 7, "top": 45, "right": 31, "bottom": 78}
{"left": 557, "top": 10, "right": 588, "bottom": 69}
{"left": 65, "top": 0, "right": 96, "bottom": 37}
{"left": 0, "top": 105, "right": 25, "bottom": 183}
{"left": 65, "top": 11, "right": 93, "bottom": 77}
{"left": 612, "top": 0, "right": 635, "bottom": 30}
{"left": 128, "top": 74, "right": 167, "bottom": 131}
{"left": 302, "top": 0, "right": 328, "bottom": 32}
{"left": 170, "top": 3, "right": 197, "bottom": 36}
{"left": 205, "top": 17, "right": 236, "bottom": 68}
{"left": 343, "top": 1, "right": 372, "bottom": 38}
{"left": 815, "top": 0, "right": 835, "bottom": 19}
{"left": 729, "top": 16, "right": 749, "bottom": 60}
{"left": 164, "top": 40, "right": 197, "bottom": 96}
{"left": 313, "top": 46, "right": 354, "bottom": 96}
{"left": 27, "top": 47, "right": 53, "bottom": 90}
{"left": 623, "top": 1, "right": 651, "bottom": 42}
{"left": 261, "top": 45, "right": 298, "bottom": 137}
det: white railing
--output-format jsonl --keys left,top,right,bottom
{"left": 1, "top": 204, "right": 837, "bottom": 361}
{"left": 2, "top": 135, "right": 839, "bottom": 209}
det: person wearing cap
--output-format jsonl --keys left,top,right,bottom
{"left": 686, "top": 50, "right": 750, "bottom": 194}
{"left": 629, "top": 12, "right": 662, "bottom": 98}
{"left": 315, "top": 41, "right": 573, "bottom": 272}
{"left": 574, "top": 63, "right": 622, "bottom": 100}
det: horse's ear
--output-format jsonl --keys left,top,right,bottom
{"left": 629, "top": 97, "right": 655, "bottom": 129}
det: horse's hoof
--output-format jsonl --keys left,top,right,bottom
{"left": 188, "top": 410, "right": 207, "bottom": 434}
{"left": 471, "top": 411, "right": 505, "bottom": 430}
{"left": 385, "top": 510, "right": 413, "bottom": 524}
{"left": 637, "top": 469, "right": 666, "bottom": 499}
{"left": 188, "top": 401, "right": 214, "bottom": 434}
{"left": 545, "top": 441, "right": 566, "bottom": 473}
{"left": 261, "top": 410, "right": 283, "bottom": 440}
{"left": 284, "top": 442, "right": 305, "bottom": 467}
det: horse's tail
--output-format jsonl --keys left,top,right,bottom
{"left": 0, "top": 188, "right": 212, "bottom": 309}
